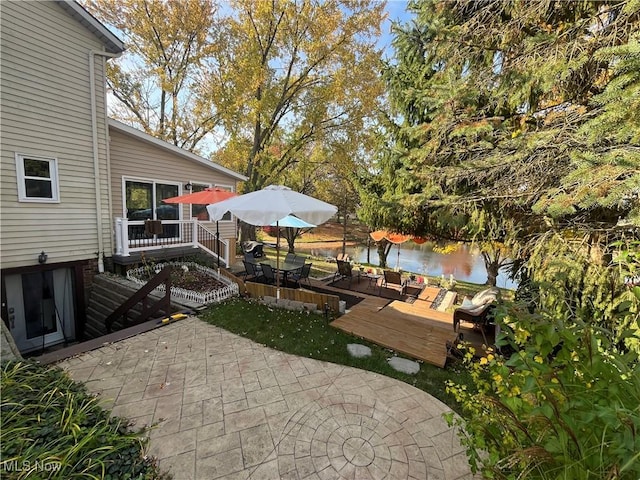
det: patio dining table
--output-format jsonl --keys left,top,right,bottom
{"left": 249, "top": 258, "right": 304, "bottom": 286}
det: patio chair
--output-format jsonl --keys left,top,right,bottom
{"left": 285, "top": 252, "right": 297, "bottom": 263}
{"left": 453, "top": 287, "right": 500, "bottom": 344}
{"left": 260, "top": 263, "right": 281, "bottom": 285}
{"left": 289, "top": 263, "right": 312, "bottom": 288}
{"left": 333, "top": 259, "right": 357, "bottom": 289}
{"left": 242, "top": 260, "right": 263, "bottom": 282}
{"left": 379, "top": 270, "right": 406, "bottom": 296}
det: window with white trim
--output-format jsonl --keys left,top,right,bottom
{"left": 190, "top": 182, "right": 212, "bottom": 220}
{"left": 15, "top": 153, "right": 60, "bottom": 202}
{"left": 188, "top": 183, "right": 234, "bottom": 221}
{"left": 214, "top": 184, "right": 234, "bottom": 222}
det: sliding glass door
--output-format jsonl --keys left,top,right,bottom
{"left": 5, "top": 269, "right": 75, "bottom": 353}
{"left": 125, "top": 179, "right": 180, "bottom": 239}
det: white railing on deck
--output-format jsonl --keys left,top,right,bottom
{"left": 196, "top": 222, "right": 229, "bottom": 267}
{"left": 114, "top": 217, "right": 229, "bottom": 266}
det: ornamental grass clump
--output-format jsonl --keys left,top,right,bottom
{"left": 0, "top": 361, "right": 168, "bottom": 480}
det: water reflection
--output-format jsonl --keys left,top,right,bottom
{"left": 297, "top": 242, "right": 517, "bottom": 290}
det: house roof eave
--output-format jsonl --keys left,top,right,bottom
{"left": 56, "top": 1, "right": 125, "bottom": 54}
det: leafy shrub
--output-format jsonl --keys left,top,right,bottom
{"left": 0, "top": 361, "right": 169, "bottom": 479}
{"left": 446, "top": 306, "right": 640, "bottom": 479}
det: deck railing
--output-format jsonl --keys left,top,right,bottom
{"left": 114, "top": 217, "right": 229, "bottom": 266}
{"left": 195, "top": 222, "right": 229, "bottom": 265}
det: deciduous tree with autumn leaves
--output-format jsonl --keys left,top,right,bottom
{"left": 86, "top": 0, "right": 385, "bottom": 242}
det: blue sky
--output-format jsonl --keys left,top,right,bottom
{"left": 379, "top": 1, "right": 414, "bottom": 59}
{"left": 384, "top": 0, "right": 413, "bottom": 24}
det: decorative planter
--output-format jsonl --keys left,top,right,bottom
{"left": 127, "top": 262, "right": 239, "bottom": 305}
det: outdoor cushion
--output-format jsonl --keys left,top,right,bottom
{"left": 461, "top": 303, "right": 490, "bottom": 315}
{"left": 471, "top": 287, "right": 499, "bottom": 306}
{"left": 461, "top": 297, "right": 475, "bottom": 309}
{"left": 453, "top": 288, "right": 500, "bottom": 335}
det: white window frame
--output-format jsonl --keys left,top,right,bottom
{"left": 15, "top": 153, "right": 60, "bottom": 203}
{"left": 122, "top": 176, "right": 181, "bottom": 219}
{"left": 188, "top": 181, "right": 212, "bottom": 220}
{"left": 214, "top": 183, "right": 235, "bottom": 223}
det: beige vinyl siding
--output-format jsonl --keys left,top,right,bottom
{"left": 109, "top": 128, "right": 240, "bottom": 245}
{"left": 0, "top": 1, "right": 111, "bottom": 269}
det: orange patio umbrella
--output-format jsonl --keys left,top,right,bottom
{"left": 163, "top": 187, "right": 238, "bottom": 206}
{"left": 163, "top": 188, "right": 238, "bottom": 268}
{"left": 369, "top": 230, "right": 427, "bottom": 269}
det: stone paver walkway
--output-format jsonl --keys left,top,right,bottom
{"left": 58, "top": 317, "right": 475, "bottom": 479}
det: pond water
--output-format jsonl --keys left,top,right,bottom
{"left": 296, "top": 242, "right": 517, "bottom": 290}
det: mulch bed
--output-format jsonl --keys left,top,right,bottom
{"left": 429, "top": 288, "right": 448, "bottom": 310}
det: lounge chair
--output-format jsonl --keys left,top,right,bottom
{"left": 453, "top": 287, "right": 500, "bottom": 344}
{"left": 379, "top": 270, "right": 406, "bottom": 296}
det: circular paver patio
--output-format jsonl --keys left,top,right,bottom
{"left": 57, "top": 317, "right": 477, "bottom": 479}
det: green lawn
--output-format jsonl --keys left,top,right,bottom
{"left": 199, "top": 297, "right": 474, "bottom": 412}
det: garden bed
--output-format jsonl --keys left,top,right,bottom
{"left": 127, "top": 261, "right": 239, "bottom": 305}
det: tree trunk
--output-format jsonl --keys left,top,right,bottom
{"left": 159, "top": 89, "right": 166, "bottom": 136}
{"left": 482, "top": 252, "right": 499, "bottom": 286}
{"left": 341, "top": 214, "right": 348, "bottom": 256}
{"left": 240, "top": 88, "right": 263, "bottom": 245}
{"left": 239, "top": 222, "right": 256, "bottom": 242}
{"left": 284, "top": 228, "right": 297, "bottom": 253}
{"left": 377, "top": 242, "right": 388, "bottom": 268}
{"left": 366, "top": 233, "right": 371, "bottom": 264}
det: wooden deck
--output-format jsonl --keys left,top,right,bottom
{"left": 248, "top": 276, "right": 490, "bottom": 368}
{"left": 330, "top": 286, "right": 459, "bottom": 368}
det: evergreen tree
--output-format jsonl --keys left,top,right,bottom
{"left": 373, "top": 0, "right": 640, "bottom": 332}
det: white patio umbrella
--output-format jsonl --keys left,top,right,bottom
{"left": 207, "top": 185, "right": 337, "bottom": 297}
{"left": 207, "top": 185, "right": 336, "bottom": 226}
